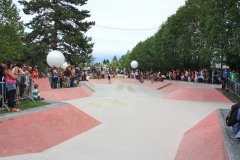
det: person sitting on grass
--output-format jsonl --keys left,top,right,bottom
{"left": 32, "top": 84, "right": 44, "bottom": 100}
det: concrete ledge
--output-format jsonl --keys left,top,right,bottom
{"left": 0, "top": 101, "right": 66, "bottom": 121}
{"left": 218, "top": 109, "right": 240, "bottom": 160}
{"left": 78, "top": 81, "right": 95, "bottom": 92}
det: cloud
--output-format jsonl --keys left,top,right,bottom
{"left": 83, "top": 0, "right": 186, "bottom": 59}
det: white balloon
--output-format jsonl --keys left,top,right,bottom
{"left": 46, "top": 50, "right": 65, "bottom": 67}
{"left": 131, "top": 60, "right": 138, "bottom": 69}
{"left": 61, "top": 62, "right": 69, "bottom": 69}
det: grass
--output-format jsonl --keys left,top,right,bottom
{"left": 0, "top": 100, "right": 50, "bottom": 114}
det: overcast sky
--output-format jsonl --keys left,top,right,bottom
{"left": 14, "top": 0, "right": 186, "bottom": 62}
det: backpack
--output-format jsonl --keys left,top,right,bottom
{"left": 226, "top": 103, "right": 240, "bottom": 126}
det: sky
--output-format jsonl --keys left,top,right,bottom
{"left": 14, "top": 0, "right": 186, "bottom": 63}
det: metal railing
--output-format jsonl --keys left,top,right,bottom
{"left": 0, "top": 76, "right": 10, "bottom": 111}
{"left": 16, "top": 75, "right": 35, "bottom": 102}
{"left": 226, "top": 79, "right": 240, "bottom": 97}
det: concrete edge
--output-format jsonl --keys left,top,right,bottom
{"left": 0, "top": 101, "right": 68, "bottom": 121}
{"left": 78, "top": 81, "right": 95, "bottom": 92}
{"left": 218, "top": 109, "right": 240, "bottom": 160}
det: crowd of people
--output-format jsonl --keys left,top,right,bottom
{"left": 1, "top": 59, "right": 240, "bottom": 112}
{"left": 164, "top": 68, "right": 239, "bottom": 94}
{"left": 47, "top": 65, "right": 119, "bottom": 88}
{"left": 48, "top": 65, "right": 91, "bottom": 89}
{"left": 128, "top": 68, "right": 239, "bottom": 85}
{"left": 0, "top": 59, "right": 42, "bottom": 112}
{"left": 165, "top": 68, "right": 239, "bottom": 84}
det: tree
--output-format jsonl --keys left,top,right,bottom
{"left": 103, "top": 59, "right": 106, "bottom": 64}
{"left": 0, "top": 0, "right": 24, "bottom": 33}
{"left": 223, "top": 1, "right": 240, "bottom": 71}
{"left": 0, "top": 0, "right": 24, "bottom": 60}
{"left": 18, "top": 0, "right": 95, "bottom": 65}
{"left": 119, "top": 0, "right": 240, "bottom": 72}
{"left": 112, "top": 55, "right": 118, "bottom": 62}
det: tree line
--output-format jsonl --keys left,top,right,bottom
{"left": 119, "top": 0, "right": 240, "bottom": 73}
{"left": 1, "top": 0, "right": 240, "bottom": 74}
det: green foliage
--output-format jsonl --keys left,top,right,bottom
{"left": 0, "top": 0, "right": 24, "bottom": 33}
{"left": 119, "top": 0, "right": 240, "bottom": 73}
{"left": 20, "top": 41, "right": 49, "bottom": 73}
{"left": 0, "top": 0, "right": 24, "bottom": 60}
{"left": 112, "top": 55, "right": 118, "bottom": 62}
{"left": 18, "top": 0, "right": 95, "bottom": 66}
{"left": 103, "top": 59, "right": 110, "bottom": 64}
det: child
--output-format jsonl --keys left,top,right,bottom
{"left": 32, "top": 84, "right": 44, "bottom": 100}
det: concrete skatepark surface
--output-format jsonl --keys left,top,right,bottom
{"left": 0, "top": 78, "right": 233, "bottom": 160}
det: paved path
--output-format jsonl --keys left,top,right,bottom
{"left": 0, "top": 79, "right": 232, "bottom": 160}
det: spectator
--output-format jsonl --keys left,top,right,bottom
{"left": 19, "top": 64, "right": 30, "bottom": 98}
{"left": 12, "top": 62, "right": 26, "bottom": 99}
{"left": 230, "top": 70, "right": 236, "bottom": 82}
{"left": 71, "top": 66, "right": 76, "bottom": 87}
{"left": 32, "top": 67, "right": 39, "bottom": 79}
{"left": 49, "top": 65, "right": 55, "bottom": 88}
{"left": 5, "top": 60, "right": 20, "bottom": 112}
{"left": 32, "top": 84, "right": 44, "bottom": 100}
{"left": 58, "top": 68, "right": 64, "bottom": 88}
{"left": 52, "top": 67, "right": 59, "bottom": 88}
{"left": 64, "top": 66, "right": 70, "bottom": 87}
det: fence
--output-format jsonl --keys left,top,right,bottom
{"left": 226, "top": 79, "right": 240, "bottom": 97}
{"left": 0, "top": 76, "right": 10, "bottom": 111}
{"left": 16, "top": 75, "right": 35, "bottom": 102}
{"left": 0, "top": 75, "right": 35, "bottom": 112}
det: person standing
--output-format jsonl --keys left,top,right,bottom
{"left": 108, "top": 73, "right": 111, "bottom": 84}
{"left": 5, "top": 60, "right": 19, "bottom": 112}
{"left": 58, "top": 69, "right": 64, "bottom": 88}
{"left": 19, "top": 64, "right": 30, "bottom": 98}
{"left": 32, "top": 67, "right": 39, "bottom": 79}
{"left": 50, "top": 65, "right": 55, "bottom": 88}
{"left": 52, "top": 67, "right": 59, "bottom": 88}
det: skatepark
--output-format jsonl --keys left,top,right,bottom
{"left": 0, "top": 78, "right": 233, "bottom": 160}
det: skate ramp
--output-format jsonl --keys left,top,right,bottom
{"left": 175, "top": 110, "right": 229, "bottom": 160}
{"left": 41, "top": 85, "right": 93, "bottom": 101}
{"left": 0, "top": 104, "right": 101, "bottom": 157}
{"left": 32, "top": 78, "right": 51, "bottom": 91}
{"left": 78, "top": 81, "right": 95, "bottom": 92}
{"left": 162, "top": 86, "right": 232, "bottom": 103}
